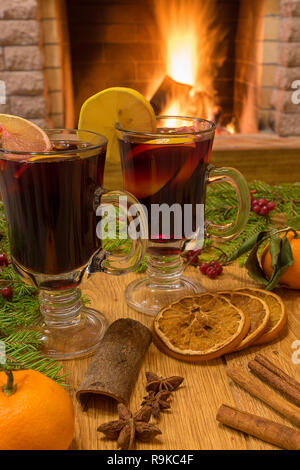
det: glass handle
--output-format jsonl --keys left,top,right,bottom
{"left": 88, "top": 188, "right": 148, "bottom": 276}
{"left": 206, "top": 166, "right": 250, "bottom": 240}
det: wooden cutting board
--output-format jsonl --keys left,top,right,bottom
{"left": 63, "top": 263, "right": 300, "bottom": 450}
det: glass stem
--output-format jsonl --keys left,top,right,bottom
{"left": 39, "top": 287, "right": 82, "bottom": 328}
{"left": 146, "top": 254, "right": 184, "bottom": 288}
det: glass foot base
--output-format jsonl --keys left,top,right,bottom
{"left": 40, "top": 307, "right": 108, "bottom": 360}
{"left": 125, "top": 276, "right": 204, "bottom": 316}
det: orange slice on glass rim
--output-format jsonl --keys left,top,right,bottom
{"left": 0, "top": 114, "right": 51, "bottom": 157}
{"left": 236, "top": 287, "right": 287, "bottom": 345}
{"left": 219, "top": 291, "right": 270, "bottom": 351}
{"left": 153, "top": 293, "right": 250, "bottom": 362}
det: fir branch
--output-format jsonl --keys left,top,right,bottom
{"left": 0, "top": 202, "right": 66, "bottom": 383}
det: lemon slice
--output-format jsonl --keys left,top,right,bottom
{"left": 0, "top": 114, "right": 51, "bottom": 155}
{"left": 78, "top": 87, "right": 156, "bottom": 163}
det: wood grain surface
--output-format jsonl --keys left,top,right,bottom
{"left": 64, "top": 264, "right": 300, "bottom": 450}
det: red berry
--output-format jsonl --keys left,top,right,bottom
{"left": 260, "top": 205, "right": 269, "bottom": 216}
{"left": 186, "top": 249, "right": 202, "bottom": 266}
{"left": 209, "top": 260, "right": 218, "bottom": 266}
{"left": 267, "top": 201, "right": 276, "bottom": 211}
{"left": 215, "top": 264, "right": 223, "bottom": 275}
{"left": 250, "top": 190, "right": 257, "bottom": 195}
{"left": 199, "top": 262, "right": 209, "bottom": 274}
{"left": 1, "top": 286, "right": 13, "bottom": 300}
{"left": 257, "top": 198, "right": 268, "bottom": 207}
{"left": 189, "top": 256, "right": 199, "bottom": 266}
{"left": 206, "top": 266, "right": 218, "bottom": 279}
{"left": 0, "top": 254, "right": 9, "bottom": 267}
{"left": 252, "top": 204, "right": 260, "bottom": 214}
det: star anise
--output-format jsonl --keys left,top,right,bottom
{"left": 97, "top": 403, "right": 162, "bottom": 450}
{"left": 141, "top": 390, "right": 171, "bottom": 419}
{"left": 145, "top": 372, "right": 184, "bottom": 393}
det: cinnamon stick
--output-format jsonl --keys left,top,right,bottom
{"left": 76, "top": 318, "right": 152, "bottom": 407}
{"left": 249, "top": 358, "right": 300, "bottom": 407}
{"left": 254, "top": 354, "right": 300, "bottom": 393}
{"left": 227, "top": 368, "right": 300, "bottom": 427}
{"left": 216, "top": 404, "right": 300, "bottom": 450}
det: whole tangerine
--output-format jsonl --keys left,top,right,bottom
{"left": 261, "top": 230, "right": 300, "bottom": 289}
{"left": 0, "top": 369, "right": 74, "bottom": 450}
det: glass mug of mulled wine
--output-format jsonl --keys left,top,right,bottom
{"left": 116, "top": 116, "right": 250, "bottom": 316}
{"left": 0, "top": 129, "right": 147, "bottom": 359}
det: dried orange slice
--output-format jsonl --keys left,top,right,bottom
{"left": 236, "top": 287, "right": 287, "bottom": 345}
{"left": 153, "top": 293, "right": 250, "bottom": 362}
{"left": 219, "top": 291, "right": 270, "bottom": 351}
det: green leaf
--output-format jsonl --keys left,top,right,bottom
{"left": 227, "top": 232, "right": 265, "bottom": 262}
{"left": 266, "top": 235, "right": 294, "bottom": 290}
{"left": 269, "top": 234, "right": 281, "bottom": 269}
{"left": 245, "top": 242, "right": 268, "bottom": 286}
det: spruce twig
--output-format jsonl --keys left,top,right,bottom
{"left": 0, "top": 203, "right": 65, "bottom": 383}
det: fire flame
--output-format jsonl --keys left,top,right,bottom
{"left": 154, "top": 0, "right": 229, "bottom": 125}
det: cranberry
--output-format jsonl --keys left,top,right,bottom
{"left": 199, "top": 262, "right": 209, "bottom": 274}
{"left": 259, "top": 205, "right": 269, "bottom": 216}
{"left": 206, "top": 266, "right": 218, "bottom": 279}
{"left": 252, "top": 204, "right": 261, "bottom": 214}
{"left": 257, "top": 198, "right": 268, "bottom": 207}
{"left": 0, "top": 254, "right": 9, "bottom": 267}
{"left": 215, "top": 264, "right": 223, "bottom": 275}
{"left": 1, "top": 286, "right": 13, "bottom": 300}
{"left": 208, "top": 260, "right": 218, "bottom": 266}
{"left": 267, "top": 201, "right": 276, "bottom": 211}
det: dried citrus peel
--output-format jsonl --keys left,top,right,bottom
{"left": 219, "top": 291, "right": 270, "bottom": 351}
{"left": 236, "top": 287, "right": 286, "bottom": 345}
{"left": 153, "top": 293, "right": 250, "bottom": 362}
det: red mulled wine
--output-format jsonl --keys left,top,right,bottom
{"left": 120, "top": 136, "right": 213, "bottom": 252}
{"left": 0, "top": 141, "right": 106, "bottom": 275}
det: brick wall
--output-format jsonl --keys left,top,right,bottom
{"left": 234, "top": 0, "right": 281, "bottom": 133}
{"left": 39, "top": 0, "right": 74, "bottom": 128}
{"left": 0, "top": 0, "right": 48, "bottom": 127}
{"left": 66, "top": 0, "right": 162, "bottom": 123}
{"left": 272, "top": 0, "right": 300, "bottom": 136}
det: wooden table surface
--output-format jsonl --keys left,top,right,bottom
{"left": 64, "top": 264, "right": 300, "bottom": 450}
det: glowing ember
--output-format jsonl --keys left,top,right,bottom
{"left": 154, "top": 0, "right": 230, "bottom": 128}
{"left": 226, "top": 121, "right": 236, "bottom": 135}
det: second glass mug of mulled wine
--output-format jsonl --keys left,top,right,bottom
{"left": 116, "top": 116, "right": 250, "bottom": 316}
{"left": 0, "top": 129, "right": 147, "bottom": 359}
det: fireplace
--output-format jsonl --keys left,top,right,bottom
{"left": 0, "top": 0, "right": 300, "bottom": 137}
{"left": 64, "top": 0, "right": 300, "bottom": 136}
{"left": 66, "top": 0, "right": 240, "bottom": 133}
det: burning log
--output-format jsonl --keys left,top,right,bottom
{"left": 150, "top": 75, "right": 192, "bottom": 115}
{"left": 150, "top": 74, "right": 218, "bottom": 122}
